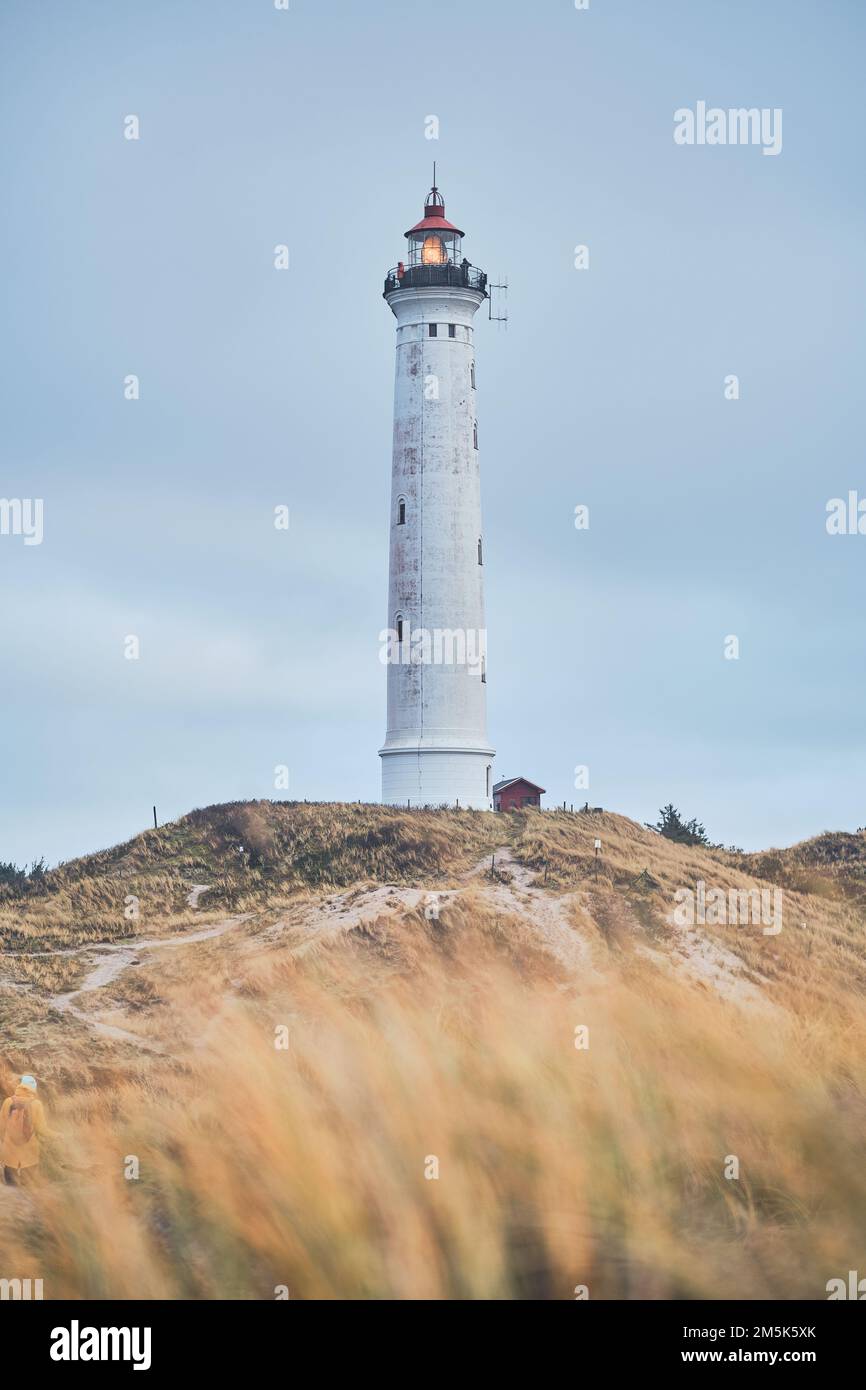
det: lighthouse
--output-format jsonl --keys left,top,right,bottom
{"left": 379, "top": 178, "right": 495, "bottom": 809}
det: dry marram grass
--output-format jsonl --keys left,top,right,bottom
{"left": 1, "top": 803, "right": 864, "bottom": 1299}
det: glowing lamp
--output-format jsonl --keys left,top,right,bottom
{"left": 421, "top": 235, "right": 446, "bottom": 266}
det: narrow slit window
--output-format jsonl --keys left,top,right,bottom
{"left": 448, "top": 324, "right": 456, "bottom": 338}
{"left": 481, "top": 657, "right": 486, "bottom": 684}
{"left": 486, "top": 765, "right": 491, "bottom": 797}
{"left": 397, "top": 497, "right": 406, "bottom": 525}
{"left": 428, "top": 323, "right": 437, "bottom": 337}
{"left": 396, "top": 614, "right": 404, "bottom": 643}
{"left": 477, "top": 537, "right": 483, "bottom": 565}
{"left": 470, "top": 361, "right": 476, "bottom": 389}
{"left": 473, "top": 420, "right": 478, "bottom": 449}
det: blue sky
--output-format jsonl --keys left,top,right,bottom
{"left": 1, "top": 0, "right": 864, "bottom": 864}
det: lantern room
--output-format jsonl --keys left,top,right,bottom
{"left": 383, "top": 177, "right": 488, "bottom": 299}
{"left": 404, "top": 183, "right": 464, "bottom": 267}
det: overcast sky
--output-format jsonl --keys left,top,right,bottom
{"left": 1, "top": 0, "right": 864, "bottom": 865}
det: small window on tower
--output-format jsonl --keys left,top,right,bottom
{"left": 448, "top": 324, "right": 456, "bottom": 338}
{"left": 486, "top": 765, "right": 491, "bottom": 797}
{"left": 473, "top": 420, "right": 479, "bottom": 449}
{"left": 481, "top": 657, "right": 487, "bottom": 684}
{"left": 470, "top": 361, "right": 476, "bottom": 389}
{"left": 396, "top": 614, "right": 404, "bottom": 643}
{"left": 428, "top": 323, "right": 437, "bottom": 338}
{"left": 397, "top": 497, "right": 406, "bottom": 526}
{"left": 477, "top": 537, "right": 483, "bottom": 565}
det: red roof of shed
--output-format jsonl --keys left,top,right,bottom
{"left": 493, "top": 777, "right": 546, "bottom": 795}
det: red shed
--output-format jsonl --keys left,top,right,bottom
{"left": 493, "top": 777, "right": 546, "bottom": 812}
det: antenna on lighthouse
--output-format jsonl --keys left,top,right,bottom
{"left": 488, "top": 274, "right": 508, "bottom": 327}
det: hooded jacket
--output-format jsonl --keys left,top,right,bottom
{"left": 0, "top": 1085, "right": 49, "bottom": 1170}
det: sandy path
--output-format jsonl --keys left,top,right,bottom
{"left": 265, "top": 883, "right": 461, "bottom": 957}
{"left": 2, "top": 914, "right": 253, "bottom": 1052}
{"left": 2, "top": 849, "right": 773, "bottom": 1056}
{"left": 471, "top": 848, "right": 597, "bottom": 974}
{"left": 264, "top": 847, "right": 596, "bottom": 977}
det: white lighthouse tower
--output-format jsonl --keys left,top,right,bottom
{"left": 380, "top": 178, "right": 495, "bottom": 809}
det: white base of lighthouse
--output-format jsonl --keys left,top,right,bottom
{"left": 381, "top": 747, "right": 494, "bottom": 810}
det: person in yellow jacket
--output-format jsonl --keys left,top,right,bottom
{"left": 0, "top": 1074, "right": 52, "bottom": 1185}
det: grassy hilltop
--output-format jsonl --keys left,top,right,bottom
{"left": 1, "top": 802, "right": 865, "bottom": 1299}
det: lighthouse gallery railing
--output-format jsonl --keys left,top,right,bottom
{"left": 383, "top": 264, "right": 488, "bottom": 297}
